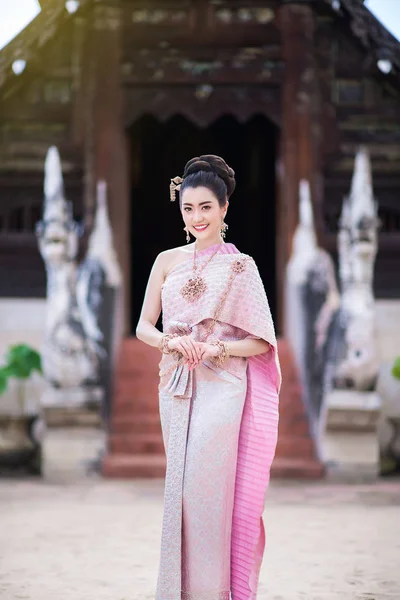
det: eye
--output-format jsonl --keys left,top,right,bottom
{"left": 184, "top": 207, "right": 192, "bottom": 212}
{"left": 202, "top": 206, "right": 211, "bottom": 210}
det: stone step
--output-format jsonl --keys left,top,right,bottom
{"left": 103, "top": 337, "right": 324, "bottom": 480}
{"left": 110, "top": 414, "right": 162, "bottom": 434}
{"left": 281, "top": 416, "right": 311, "bottom": 437}
{"left": 116, "top": 364, "right": 159, "bottom": 377}
{"left": 114, "top": 375, "right": 159, "bottom": 386}
{"left": 271, "top": 457, "right": 325, "bottom": 479}
{"left": 115, "top": 341, "right": 160, "bottom": 375}
{"left": 275, "top": 435, "right": 316, "bottom": 459}
{"left": 113, "top": 379, "right": 159, "bottom": 396}
{"left": 109, "top": 432, "right": 164, "bottom": 455}
{"left": 102, "top": 453, "right": 166, "bottom": 478}
{"left": 112, "top": 397, "right": 159, "bottom": 413}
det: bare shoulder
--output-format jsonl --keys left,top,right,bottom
{"left": 156, "top": 244, "right": 195, "bottom": 277}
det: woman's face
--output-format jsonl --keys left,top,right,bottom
{"left": 180, "top": 186, "right": 227, "bottom": 242}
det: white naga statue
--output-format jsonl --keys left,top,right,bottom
{"left": 37, "top": 146, "right": 121, "bottom": 392}
{"left": 333, "top": 147, "right": 380, "bottom": 391}
{"left": 286, "top": 180, "right": 340, "bottom": 429}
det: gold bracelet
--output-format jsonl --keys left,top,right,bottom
{"left": 158, "top": 333, "right": 179, "bottom": 355}
{"left": 210, "top": 340, "right": 230, "bottom": 367}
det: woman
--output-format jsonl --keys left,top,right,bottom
{"left": 136, "top": 155, "right": 281, "bottom": 600}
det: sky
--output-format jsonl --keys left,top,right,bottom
{"left": 0, "top": 0, "right": 399, "bottom": 51}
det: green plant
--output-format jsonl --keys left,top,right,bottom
{"left": 392, "top": 357, "right": 400, "bottom": 380}
{"left": 0, "top": 344, "right": 43, "bottom": 401}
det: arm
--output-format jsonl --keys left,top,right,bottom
{"left": 199, "top": 337, "right": 270, "bottom": 365}
{"left": 135, "top": 253, "right": 165, "bottom": 348}
{"left": 136, "top": 252, "right": 203, "bottom": 365}
{"left": 227, "top": 337, "right": 270, "bottom": 358}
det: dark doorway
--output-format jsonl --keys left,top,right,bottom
{"left": 128, "top": 113, "right": 278, "bottom": 332}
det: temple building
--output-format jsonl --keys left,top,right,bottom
{"left": 0, "top": 0, "right": 400, "bottom": 477}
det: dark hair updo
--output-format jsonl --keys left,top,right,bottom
{"left": 180, "top": 154, "right": 236, "bottom": 207}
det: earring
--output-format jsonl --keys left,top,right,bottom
{"left": 220, "top": 220, "right": 228, "bottom": 239}
{"left": 184, "top": 226, "right": 190, "bottom": 244}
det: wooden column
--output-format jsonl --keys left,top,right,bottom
{"left": 71, "top": 11, "right": 86, "bottom": 148}
{"left": 86, "top": 0, "right": 130, "bottom": 334}
{"left": 277, "top": 0, "right": 323, "bottom": 331}
{"left": 274, "top": 1, "right": 325, "bottom": 479}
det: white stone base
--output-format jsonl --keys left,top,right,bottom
{"left": 319, "top": 390, "right": 381, "bottom": 477}
{"left": 376, "top": 300, "right": 400, "bottom": 362}
{"left": 41, "top": 386, "right": 103, "bottom": 409}
{"left": 322, "top": 390, "right": 381, "bottom": 432}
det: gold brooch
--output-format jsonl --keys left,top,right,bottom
{"left": 231, "top": 258, "right": 247, "bottom": 274}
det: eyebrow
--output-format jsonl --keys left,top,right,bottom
{"left": 182, "top": 201, "right": 213, "bottom": 207}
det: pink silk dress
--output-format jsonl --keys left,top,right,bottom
{"left": 156, "top": 242, "right": 281, "bottom": 600}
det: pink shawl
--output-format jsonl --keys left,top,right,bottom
{"left": 217, "top": 244, "right": 281, "bottom": 600}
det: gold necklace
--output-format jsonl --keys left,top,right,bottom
{"left": 180, "top": 243, "right": 222, "bottom": 303}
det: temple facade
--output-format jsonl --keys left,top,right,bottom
{"left": 1, "top": 0, "right": 400, "bottom": 476}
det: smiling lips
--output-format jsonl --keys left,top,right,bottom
{"left": 192, "top": 224, "right": 209, "bottom": 231}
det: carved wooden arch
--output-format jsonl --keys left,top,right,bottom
{"left": 124, "top": 85, "right": 281, "bottom": 129}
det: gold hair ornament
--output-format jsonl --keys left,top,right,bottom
{"left": 170, "top": 176, "right": 183, "bottom": 202}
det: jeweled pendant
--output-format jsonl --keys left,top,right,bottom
{"left": 180, "top": 275, "right": 207, "bottom": 303}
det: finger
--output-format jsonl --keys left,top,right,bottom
{"left": 188, "top": 343, "right": 201, "bottom": 365}
{"left": 188, "top": 351, "right": 198, "bottom": 365}
{"left": 186, "top": 336, "right": 198, "bottom": 353}
{"left": 176, "top": 343, "right": 191, "bottom": 359}
{"left": 193, "top": 341, "right": 203, "bottom": 362}
{"left": 182, "top": 352, "right": 195, "bottom": 368}
{"left": 186, "top": 338, "right": 202, "bottom": 366}
{"left": 186, "top": 337, "right": 197, "bottom": 356}
{"left": 186, "top": 348, "right": 198, "bottom": 368}
{"left": 184, "top": 336, "right": 199, "bottom": 357}
{"left": 182, "top": 340, "right": 195, "bottom": 364}
{"left": 187, "top": 339, "right": 198, "bottom": 362}
{"left": 185, "top": 356, "right": 196, "bottom": 367}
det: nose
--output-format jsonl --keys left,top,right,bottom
{"left": 192, "top": 209, "right": 206, "bottom": 223}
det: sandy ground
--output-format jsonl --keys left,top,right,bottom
{"left": 0, "top": 428, "right": 400, "bottom": 600}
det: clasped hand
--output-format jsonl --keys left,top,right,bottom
{"left": 168, "top": 335, "right": 219, "bottom": 371}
